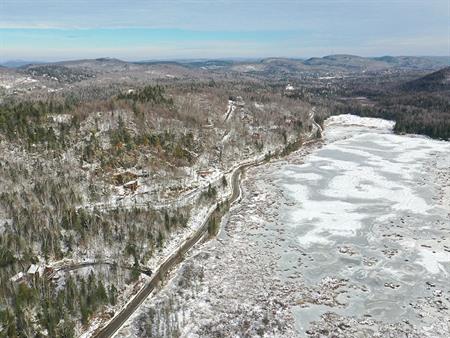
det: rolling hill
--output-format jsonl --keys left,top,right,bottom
{"left": 403, "top": 67, "right": 450, "bottom": 91}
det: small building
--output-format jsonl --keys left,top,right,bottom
{"left": 10, "top": 272, "right": 25, "bottom": 283}
{"left": 27, "top": 264, "right": 39, "bottom": 275}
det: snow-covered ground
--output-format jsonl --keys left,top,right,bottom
{"left": 325, "top": 114, "right": 395, "bottom": 130}
{"left": 113, "top": 115, "right": 450, "bottom": 337}
{"left": 0, "top": 75, "right": 41, "bottom": 92}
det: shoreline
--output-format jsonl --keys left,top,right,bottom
{"left": 113, "top": 116, "right": 450, "bottom": 337}
{"left": 90, "top": 112, "right": 322, "bottom": 337}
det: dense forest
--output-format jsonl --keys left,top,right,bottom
{"left": 0, "top": 86, "right": 204, "bottom": 336}
{"left": 328, "top": 69, "right": 450, "bottom": 140}
{"left": 331, "top": 95, "right": 450, "bottom": 140}
{"left": 0, "top": 79, "right": 312, "bottom": 336}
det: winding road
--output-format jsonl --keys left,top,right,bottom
{"left": 94, "top": 164, "right": 248, "bottom": 338}
{"left": 92, "top": 110, "right": 321, "bottom": 338}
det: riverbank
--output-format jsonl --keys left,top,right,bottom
{"left": 90, "top": 110, "right": 322, "bottom": 337}
{"left": 114, "top": 115, "right": 450, "bottom": 337}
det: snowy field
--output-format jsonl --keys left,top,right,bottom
{"left": 114, "top": 114, "right": 450, "bottom": 337}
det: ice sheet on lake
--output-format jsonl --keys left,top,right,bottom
{"left": 280, "top": 126, "right": 450, "bottom": 247}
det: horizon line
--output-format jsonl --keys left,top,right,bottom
{"left": 2, "top": 54, "right": 450, "bottom": 64}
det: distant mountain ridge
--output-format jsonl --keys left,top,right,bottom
{"left": 3, "top": 55, "right": 449, "bottom": 72}
{"left": 2, "top": 55, "right": 449, "bottom": 85}
{"left": 303, "top": 54, "right": 450, "bottom": 71}
{"left": 304, "top": 54, "right": 388, "bottom": 70}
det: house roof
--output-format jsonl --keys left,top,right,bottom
{"left": 27, "top": 264, "right": 39, "bottom": 274}
{"left": 10, "top": 272, "right": 24, "bottom": 282}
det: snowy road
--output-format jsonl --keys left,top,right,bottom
{"left": 113, "top": 115, "right": 450, "bottom": 337}
{"left": 90, "top": 109, "right": 320, "bottom": 338}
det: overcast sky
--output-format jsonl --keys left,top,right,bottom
{"left": 1, "top": 0, "right": 449, "bottom": 61}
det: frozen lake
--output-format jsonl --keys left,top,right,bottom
{"left": 117, "top": 115, "right": 450, "bottom": 337}
{"left": 277, "top": 115, "right": 450, "bottom": 335}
